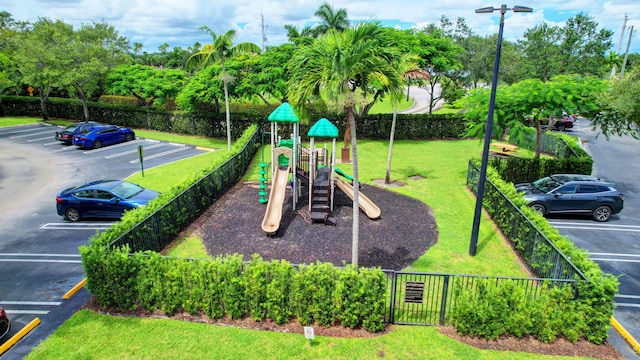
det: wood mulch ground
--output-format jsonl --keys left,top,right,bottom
{"left": 84, "top": 180, "right": 623, "bottom": 359}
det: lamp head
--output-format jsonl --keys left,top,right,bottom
{"left": 513, "top": 5, "right": 533, "bottom": 12}
{"left": 475, "top": 6, "right": 496, "bottom": 13}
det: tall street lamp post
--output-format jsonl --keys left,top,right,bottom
{"left": 469, "top": 4, "right": 532, "bottom": 256}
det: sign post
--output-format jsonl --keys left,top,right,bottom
{"left": 303, "top": 326, "right": 314, "bottom": 346}
{"left": 138, "top": 145, "right": 144, "bottom": 177}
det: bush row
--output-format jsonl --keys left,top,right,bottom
{"left": 1, "top": 95, "right": 468, "bottom": 141}
{"left": 452, "top": 279, "right": 585, "bottom": 343}
{"left": 489, "top": 131, "right": 594, "bottom": 184}
{"left": 460, "top": 135, "right": 618, "bottom": 344}
{"left": 81, "top": 248, "right": 387, "bottom": 332}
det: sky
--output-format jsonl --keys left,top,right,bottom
{"left": 2, "top": 0, "right": 639, "bottom": 54}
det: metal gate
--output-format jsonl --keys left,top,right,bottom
{"left": 384, "top": 271, "right": 576, "bottom": 326}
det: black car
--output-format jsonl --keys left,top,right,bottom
{"left": 519, "top": 179, "right": 624, "bottom": 222}
{"left": 0, "top": 305, "right": 10, "bottom": 339}
{"left": 55, "top": 121, "right": 102, "bottom": 144}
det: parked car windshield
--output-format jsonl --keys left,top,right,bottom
{"left": 110, "top": 182, "right": 144, "bottom": 199}
{"left": 64, "top": 124, "right": 82, "bottom": 132}
{"left": 532, "top": 177, "right": 562, "bottom": 193}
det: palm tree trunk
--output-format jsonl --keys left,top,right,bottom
{"left": 223, "top": 78, "right": 232, "bottom": 151}
{"left": 348, "top": 105, "right": 360, "bottom": 267}
{"left": 385, "top": 102, "right": 397, "bottom": 184}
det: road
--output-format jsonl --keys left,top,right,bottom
{"left": 0, "top": 123, "right": 207, "bottom": 359}
{"left": 398, "top": 85, "right": 443, "bottom": 114}
{"left": 555, "top": 120, "right": 640, "bottom": 359}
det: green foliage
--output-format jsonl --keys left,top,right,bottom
{"left": 452, "top": 279, "right": 585, "bottom": 343}
{"left": 291, "top": 261, "right": 338, "bottom": 326}
{"left": 334, "top": 266, "right": 386, "bottom": 332}
{"left": 470, "top": 155, "right": 619, "bottom": 343}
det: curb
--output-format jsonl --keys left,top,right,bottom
{"left": 0, "top": 318, "right": 40, "bottom": 356}
{"left": 611, "top": 317, "right": 640, "bottom": 355}
{"left": 63, "top": 278, "right": 86, "bottom": 299}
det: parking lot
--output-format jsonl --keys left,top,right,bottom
{"left": 1, "top": 121, "right": 638, "bottom": 358}
{"left": 0, "top": 123, "right": 207, "bottom": 357}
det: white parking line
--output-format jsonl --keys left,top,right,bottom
{"left": 10, "top": 130, "right": 55, "bottom": 139}
{"left": 551, "top": 225, "right": 640, "bottom": 232}
{"left": 5, "top": 310, "right": 50, "bottom": 315}
{"left": 0, "top": 258, "right": 82, "bottom": 263}
{"left": 614, "top": 303, "right": 640, "bottom": 308}
{"left": 6, "top": 126, "right": 51, "bottom": 134}
{"left": 616, "top": 295, "right": 640, "bottom": 300}
{"left": 27, "top": 136, "right": 55, "bottom": 142}
{"left": 105, "top": 143, "right": 166, "bottom": 159}
{"left": 590, "top": 253, "right": 640, "bottom": 258}
{"left": 81, "top": 138, "right": 146, "bottom": 154}
{"left": 1, "top": 301, "right": 62, "bottom": 306}
{"left": 40, "top": 222, "right": 114, "bottom": 230}
{"left": 129, "top": 146, "right": 190, "bottom": 163}
{"left": 0, "top": 253, "right": 81, "bottom": 257}
{"left": 589, "top": 252, "right": 640, "bottom": 263}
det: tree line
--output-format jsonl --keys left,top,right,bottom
{"left": 2, "top": 3, "right": 639, "bottom": 268}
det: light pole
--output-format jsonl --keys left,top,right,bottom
{"left": 469, "top": 4, "right": 532, "bottom": 256}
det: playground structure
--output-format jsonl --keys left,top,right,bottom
{"left": 261, "top": 103, "right": 381, "bottom": 236}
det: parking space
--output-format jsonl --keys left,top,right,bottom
{"left": 0, "top": 122, "right": 209, "bottom": 353}
{"left": 1, "top": 123, "right": 207, "bottom": 168}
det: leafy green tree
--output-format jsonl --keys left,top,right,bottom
{"left": 593, "top": 68, "right": 640, "bottom": 138}
{"left": 459, "top": 75, "right": 607, "bottom": 157}
{"left": 247, "top": 44, "right": 294, "bottom": 104}
{"left": 61, "top": 21, "right": 130, "bottom": 120}
{"left": 12, "top": 18, "right": 74, "bottom": 120}
{"left": 518, "top": 13, "right": 613, "bottom": 80}
{"left": 288, "top": 21, "right": 404, "bottom": 266}
{"left": 106, "top": 64, "right": 185, "bottom": 107}
{"left": 186, "top": 26, "right": 260, "bottom": 151}
{"left": 176, "top": 64, "right": 224, "bottom": 113}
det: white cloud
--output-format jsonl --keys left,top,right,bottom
{"left": 1, "top": 0, "right": 637, "bottom": 53}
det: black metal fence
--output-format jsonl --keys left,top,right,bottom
{"left": 466, "top": 161, "right": 586, "bottom": 281}
{"left": 108, "top": 130, "right": 261, "bottom": 251}
{"left": 383, "top": 271, "right": 576, "bottom": 325}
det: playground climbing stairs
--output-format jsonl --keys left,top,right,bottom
{"left": 310, "top": 167, "right": 336, "bottom": 225}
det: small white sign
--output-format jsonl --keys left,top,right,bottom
{"left": 304, "top": 326, "right": 315, "bottom": 339}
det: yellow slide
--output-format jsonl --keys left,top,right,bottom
{"left": 261, "top": 148, "right": 292, "bottom": 235}
{"left": 334, "top": 177, "right": 381, "bottom": 219}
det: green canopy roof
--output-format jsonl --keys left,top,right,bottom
{"left": 307, "top": 118, "right": 338, "bottom": 138}
{"left": 268, "top": 102, "right": 299, "bottom": 123}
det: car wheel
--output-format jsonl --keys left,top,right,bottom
{"left": 65, "top": 208, "right": 81, "bottom": 222}
{"left": 92, "top": 140, "right": 102, "bottom": 149}
{"left": 593, "top": 205, "right": 612, "bottom": 222}
{"left": 124, "top": 133, "right": 133, "bottom": 142}
{"left": 558, "top": 123, "right": 566, "bottom": 131}
{"left": 530, "top": 203, "right": 546, "bottom": 215}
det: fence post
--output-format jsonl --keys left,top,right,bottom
{"left": 388, "top": 271, "right": 397, "bottom": 324}
{"left": 439, "top": 275, "right": 450, "bottom": 325}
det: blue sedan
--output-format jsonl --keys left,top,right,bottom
{"left": 72, "top": 125, "right": 135, "bottom": 149}
{"left": 56, "top": 180, "right": 159, "bottom": 222}
{"left": 55, "top": 121, "right": 102, "bottom": 144}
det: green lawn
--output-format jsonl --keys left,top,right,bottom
{"left": 2, "top": 117, "right": 589, "bottom": 359}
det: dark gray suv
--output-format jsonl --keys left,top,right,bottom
{"left": 518, "top": 178, "right": 624, "bottom": 222}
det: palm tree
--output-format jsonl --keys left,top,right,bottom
{"left": 186, "top": 26, "right": 260, "bottom": 151}
{"left": 284, "top": 24, "right": 315, "bottom": 45}
{"left": 312, "top": 2, "right": 349, "bottom": 36}
{"left": 288, "top": 21, "right": 404, "bottom": 266}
